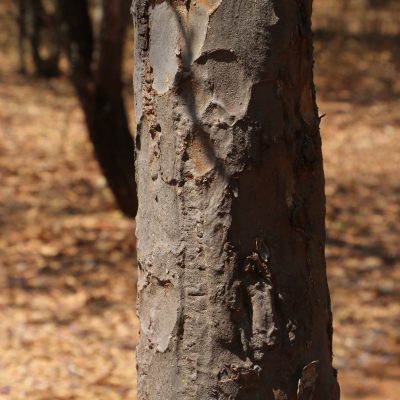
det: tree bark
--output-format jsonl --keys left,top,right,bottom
{"left": 60, "top": 0, "right": 138, "bottom": 218}
{"left": 133, "top": 0, "right": 340, "bottom": 399}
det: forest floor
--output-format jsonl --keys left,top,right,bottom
{"left": 0, "top": 2, "right": 399, "bottom": 399}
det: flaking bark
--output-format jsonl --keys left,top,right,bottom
{"left": 133, "top": 0, "right": 340, "bottom": 398}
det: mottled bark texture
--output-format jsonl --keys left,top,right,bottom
{"left": 60, "top": 0, "right": 137, "bottom": 218}
{"left": 133, "top": 1, "right": 340, "bottom": 399}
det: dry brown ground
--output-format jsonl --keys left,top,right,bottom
{"left": 0, "top": 1, "right": 399, "bottom": 399}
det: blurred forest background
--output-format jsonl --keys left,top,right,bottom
{"left": 0, "top": 0, "right": 399, "bottom": 399}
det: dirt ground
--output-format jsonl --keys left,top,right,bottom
{"left": 0, "top": 1, "right": 399, "bottom": 399}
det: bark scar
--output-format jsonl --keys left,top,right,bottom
{"left": 297, "top": 360, "right": 320, "bottom": 400}
{"left": 230, "top": 239, "right": 279, "bottom": 362}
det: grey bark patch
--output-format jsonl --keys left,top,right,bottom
{"left": 149, "top": 2, "right": 180, "bottom": 94}
{"left": 169, "top": 1, "right": 222, "bottom": 69}
{"left": 194, "top": 54, "right": 252, "bottom": 120}
{"left": 203, "top": 0, "right": 279, "bottom": 77}
{"left": 140, "top": 278, "right": 178, "bottom": 353}
{"left": 180, "top": 4, "right": 209, "bottom": 67}
{"left": 133, "top": 45, "right": 143, "bottom": 123}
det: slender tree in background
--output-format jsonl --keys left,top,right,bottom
{"left": 17, "top": 0, "right": 27, "bottom": 74}
{"left": 17, "top": 0, "right": 61, "bottom": 77}
{"left": 59, "top": 0, "right": 137, "bottom": 217}
{"left": 133, "top": 0, "right": 340, "bottom": 399}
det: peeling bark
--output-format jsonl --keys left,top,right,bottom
{"left": 133, "top": 0, "right": 340, "bottom": 398}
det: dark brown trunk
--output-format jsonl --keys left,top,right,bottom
{"left": 17, "top": 0, "right": 27, "bottom": 74}
{"left": 59, "top": 0, "right": 137, "bottom": 218}
{"left": 133, "top": 0, "right": 340, "bottom": 398}
{"left": 88, "top": 92, "right": 136, "bottom": 219}
{"left": 26, "top": 0, "right": 61, "bottom": 78}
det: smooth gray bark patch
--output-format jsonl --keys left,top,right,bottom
{"left": 149, "top": 2, "right": 180, "bottom": 94}
{"left": 132, "top": 0, "right": 340, "bottom": 399}
{"left": 139, "top": 278, "right": 179, "bottom": 352}
{"left": 193, "top": 51, "right": 252, "bottom": 120}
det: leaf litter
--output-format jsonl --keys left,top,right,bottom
{"left": 0, "top": 0, "right": 399, "bottom": 399}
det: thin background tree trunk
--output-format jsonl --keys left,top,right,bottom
{"left": 17, "top": 0, "right": 27, "bottom": 74}
{"left": 133, "top": 0, "right": 340, "bottom": 398}
{"left": 60, "top": 0, "right": 137, "bottom": 218}
{"left": 26, "top": 0, "right": 61, "bottom": 77}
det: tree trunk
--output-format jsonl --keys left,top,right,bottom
{"left": 17, "top": 0, "right": 27, "bottom": 74}
{"left": 26, "top": 0, "right": 61, "bottom": 77}
{"left": 59, "top": 0, "right": 137, "bottom": 218}
{"left": 133, "top": 0, "right": 340, "bottom": 399}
